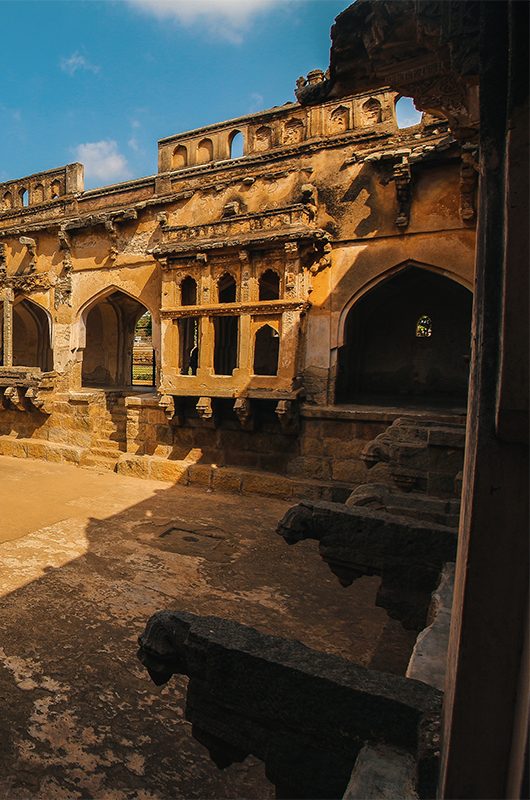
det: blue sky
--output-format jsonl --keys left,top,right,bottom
{"left": 0, "top": 0, "right": 356, "bottom": 188}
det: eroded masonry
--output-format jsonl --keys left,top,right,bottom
{"left": 0, "top": 71, "right": 475, "bottom": 498}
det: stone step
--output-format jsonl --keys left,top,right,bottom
{"left": 93, "top": 438, "right": 122, "bottom": 451}
{"left": 80, "top": 454, "right": 118, "bottom": 471}
{"left": 90, "top": 446, "right": 123, "bottom": 459}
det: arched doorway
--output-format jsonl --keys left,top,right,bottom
{"left": 336, "top": 267, "right": 472, "bottom": 406}
{"left": 82, "top": 290, "right": 152, "bottom": 388}
{"left": 12, "top": 298, "right": 52, "bottom": 370}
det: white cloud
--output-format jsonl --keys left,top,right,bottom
{"left": 73, "top": 140, "right": 131, "bottom": 185}
{"left": 60, "top": 52, "right": 101, "bottom": 76}
{"left": 248, "top": 92, "right": 264, "bottom": 113}
{"left": 124, "top": 0, "right": 282, "bottom": 43}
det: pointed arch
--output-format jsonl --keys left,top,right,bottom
{"left": 79, "top": 287, "right": 153, "bottom": 388}
{"left": 12, "top": 296, "right": 53, "bottom": 370}
{"left": 253, "top": 324, "right": 280, "bottom": 376}
{"left": 337, "top": 260, "right": 472, "bottom": 349}
{"left": 335, "top": 264, "right": 472, "bottom": 405}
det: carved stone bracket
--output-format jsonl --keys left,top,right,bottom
{"left": 0, "top": 384, "right": 52, "bottom": 414}
{"left": 159, "top": 394, "right": 184, "bottom": 426}
{"left": 233, "top": 397, "right": 253, "bottom": 431}
{"left": 104, "top": 219, "right": 119, "bottom": 259}
{"left": 275, "top": 399, "right": 299, "bottom": 433}
{"left": 0, "top": 369, "right": 55, "bottom": 414}
{"left": 19, "top": 236, "right": 37, "bottom": 272}
{"left": 393, "top": 157, "right": 412, "bottom": 228}
{"left": 196, "top": 396, "right": 214, "bottom": 422}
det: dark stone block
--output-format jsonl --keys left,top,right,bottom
{"left": 277, "top": 500, "right": 457, "bottom": 629}
{"left": 138, "top": 610, "right": 442, "bottom": 799}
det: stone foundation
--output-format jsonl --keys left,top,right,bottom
{"left": 0, "top": 393, "right": 465, "bottom": 500}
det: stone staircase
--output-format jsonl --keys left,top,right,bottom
{"left": 81, "top": 392, "right": 128, "bottom": 471}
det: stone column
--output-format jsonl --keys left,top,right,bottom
{"left": 2, "top": 287, "right": 14, "bottom": 367}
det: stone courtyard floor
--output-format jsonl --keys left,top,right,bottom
{"left": 0, "top": 456, "right": 416, "bottom": 799}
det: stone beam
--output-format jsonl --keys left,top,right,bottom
{"left": 138, "top": 610, "right": 442, "bottom": 799}
{"left": 277, "top": 501, "right": 457, "bottom": 629}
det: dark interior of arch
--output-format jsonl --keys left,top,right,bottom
{"left": 336, "top": 268, "right": 472, "bottom": 406}
{"left": 181, "top": 276, "right": 197, "bottom": 306}
{"left": 82, "top": 291, "right": 150, "bottom": 388}
{"left": 12, "top": 299, "right": 53, "bottom": 371}
{"left": 218, "top": 273, "right": 236, "bottom": 303}
{"left": 259, "top": 270, "right": 280, "bottom": 301}
{"left": 253, "top": 325, "right": 280, "bottom": 375}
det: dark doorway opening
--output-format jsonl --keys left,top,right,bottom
{"left": 214, "top": 316, "right": 239, "bottom": 375}
{"left": 336, "top": 268, "right": 472, "bottom": 406}
{"left": 82, "top": 291, "right": 153, "bottom": 388}
{"left": 253, "top": 325, "right": 279, "bottom": 375}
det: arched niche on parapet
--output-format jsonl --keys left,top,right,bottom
{"left": 335, "top": 263, "right": 473, "bottom": 407}
{"left": 283, "top": 118, "right": 305, "bottom": 145}
{"left": 361, "top": 97, "right": 383, "bottom": 126}
{"left": 254, "top": 125, "right": 273, "bottom": 152}
{"left": 197, "top": 138, "right": 214, "bottom": 165}
{"left": 12, "top": 297, "right": 53, "bottom": 371}
{"left": 229, "top": 130, "right": 244, "bottom": 159}
{"left": 172, "top": 145, "right": 188, "bottom": 170}
{"left": 78, "top": 287, "right": 155, "bottom": 389}
{"left": 330, "top": 105, "right": 350, "bottom": 133}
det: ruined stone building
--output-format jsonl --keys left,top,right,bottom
{"left": 1, "top": 1, "right": 527, "bottom": 799}
{"left": 0, "top": 76, "right": 475, "bottom": 500}
{"left": 136, "top": 2, "right": 528, "bottom": 799}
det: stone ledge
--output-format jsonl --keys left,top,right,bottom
{"left": 116, "top": 455, "right": 352, "bottom": 501}
{"left": 0, "top": 436, "right": 83, "bottom": 464}
{"left": 301, "top": 404, "right": 466, "bottom": 424}
{"left": 0, "top": 436, "right": 354, "bottom": 503}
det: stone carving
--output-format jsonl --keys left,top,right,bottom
{"left": 138, "top": 610, "right": 442, "bottom": 800}
{"left": 233, "top": 397, "right": 253, "bottom": 430}
{"left": 196, "top": 396, "right": 213, "bottom": 421}
{"left": 330, "top": 104, "right": 350, "bottom": 133}
{"left": 0, "top": 369, "right": 54, "bottom": 414}
{"left": 159, "top": 394, "right": 175, "bottom": 421}
{"left": 104, "top": 219, "right": 119, "bottom": 258}
{"left": 254, "top": 125, "right": 273, "bottom": 152}
{"left": 54, "top": 264, "right": 72, "bottom": 308}
{"left": 275, "top": 398, "right": 298, "bottom": 433}
{"left": 19, "top": 236, "right": 37, "bottom": 271}
{"left": 283, "top": 119, "right": 305, "bottom": 145}
{"left": 362, "top": 97, "right": 383, "bottom": 126}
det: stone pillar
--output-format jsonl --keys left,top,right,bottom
{"left": 2, "top": 288, "right": 14, "bottom": 367}
{"left": 238, "top": 314, "right": 251, "bottom": 374}
{"left": 196, "top": 316, "right": 214, "bottom": 377}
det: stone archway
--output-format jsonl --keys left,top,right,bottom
{"left": 12, "top": 298, "right": 53, "bottom": 371}
{"left": 81, "top": 290, "right": 150, "bottom": 388}
{"left": 335, "top": 266, "right": 473, "bottom": 406}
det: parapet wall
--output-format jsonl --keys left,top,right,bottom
{"left": 0, "top": 163, "right": 84, "bottom": 213}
